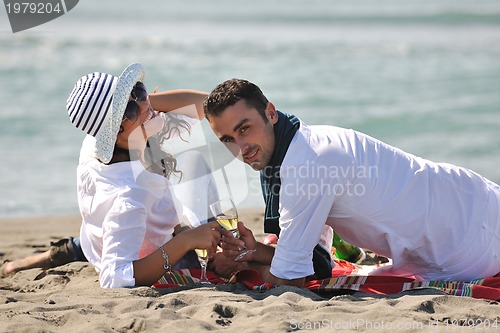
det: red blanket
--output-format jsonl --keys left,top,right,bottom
{"left": 305, "top": 261, "right": 500, "bottom": 301}
{"left": 154, "top": 261, "right": 500, "bottom": 301}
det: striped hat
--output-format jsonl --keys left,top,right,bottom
{"left": 66, "top": 63, "right": 145, "bottom": 164}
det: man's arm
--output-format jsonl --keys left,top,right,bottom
{"left": 248, "top": 263, "right": 306, "bottom": 287}
{"left": 247, "top": 240, "right": 306, "bottom": 287}
{"left": 210, "top": 249, "right": 306, "bottom": 288}
{"left": 219, "top": 222, "right": 274, "bottom": 265}
{"left": 149, "top": 89, "right": 208, "bottom": 120}
{"left": 216, "top": 223, "right": 306, "bottom": 287}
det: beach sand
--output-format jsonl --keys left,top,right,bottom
{"left": 1, "top": 209, "right": 499, "bottom": 332}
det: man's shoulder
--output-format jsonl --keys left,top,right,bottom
{"left": 307, "top": 123, "right": 354, "bottom": 137}
{"left": 282, "top": 123, "right": 367, "bottom": 175}
{"left": 297, "top": 121, "right": 354, "bottom": 140}
{"left": 292, "top": 122, "right": 355, "bottom": 153}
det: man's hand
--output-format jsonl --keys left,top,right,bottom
{"left": 208, "top": 252, "right": 246, "bottom": 278}
{"left": 219, "top": 221, "right": 258, "bottom": 261}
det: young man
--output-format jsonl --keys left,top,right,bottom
{"left": 204, "top": 78, "right": 500, "bottom": 287}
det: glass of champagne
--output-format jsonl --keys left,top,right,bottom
{"left": 209, "top": 197, "right": 256, "bottom": 260}
{"left": 194, "top": 248, "right": 210, "bottom": 284}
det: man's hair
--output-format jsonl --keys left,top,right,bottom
{"left": 203, "top": 79, "right": 269, "bottom": 121}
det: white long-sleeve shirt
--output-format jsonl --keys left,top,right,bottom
{"left": 76, "top": 114, "right": 218, "bottom": 288}
{"left": 77, "top": 157, "right": 180, "bottom": 288}
{"left": 271, "top": 121, "right": 500, "bottom": 281}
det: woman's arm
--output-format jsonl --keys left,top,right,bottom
{"left": 149, "top": 89, "right": 208, "bottom": 120}
{"left": 132, "top": 230, "right": 191, "bottom": 286}
{"left": 132, "top": 221, "right": 220, "bottom": 287}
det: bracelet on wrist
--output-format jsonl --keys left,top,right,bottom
{"left": 159, "top": 245, "right": 172, "bottom": 274}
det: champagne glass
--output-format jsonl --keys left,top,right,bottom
{"left": 194, "top": 248, "right": 210, "bottom": 284}
{"left": 209, "top": 197, "right": 256, "bottom": 260}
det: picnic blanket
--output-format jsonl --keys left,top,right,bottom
{"left": 153, "top": 260, "right": 500, "bottom": 301}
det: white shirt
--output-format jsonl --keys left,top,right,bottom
{"left": 77, "top": 113, "right": 199, "bottom": 289}
{"left": 271, "top": 121, "right": 500, "bottom": 281}
{"left": 77, "top": 156, "right": 181, "bottom": 288}
{"left": 77, "top": 114, "right": 213, "bottom": 288}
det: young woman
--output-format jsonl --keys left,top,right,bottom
{"left": 64, "top": 63, "right": 220, "bottom": 288}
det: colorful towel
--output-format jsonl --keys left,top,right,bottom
{"left": 155, "top": 268, "right": 226, "bottom": 288}
{"left": 153, "top": 261, "right": 500, "bottom": 301}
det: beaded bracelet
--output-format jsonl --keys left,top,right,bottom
{"left": 159, "top": 245, "right": 172, "bottom": 274}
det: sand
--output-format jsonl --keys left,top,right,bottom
{"left": 1, "top": 209, "right": 499, "bottom": 332}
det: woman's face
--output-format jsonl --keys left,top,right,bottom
{"left": 115, "top": 85, "right": 164, "bottom": 153}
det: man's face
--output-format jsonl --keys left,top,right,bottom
{"left": 208, "top": 100, "right": 278, "bottom": 171}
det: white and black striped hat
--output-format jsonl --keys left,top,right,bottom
{"left": 66, "top": 63, "right": 145, "bottom": 164}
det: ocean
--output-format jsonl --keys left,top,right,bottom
{"left": 1, "top": 0, "right": 500, "bottom": 218}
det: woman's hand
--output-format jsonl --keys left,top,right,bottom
{"left": 182, "top": 221, "right": 221, "bottom": 257}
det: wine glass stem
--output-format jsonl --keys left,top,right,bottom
{"left": 200, "top": 261, "right": 209, "bottom": 283}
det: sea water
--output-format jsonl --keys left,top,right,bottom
{"left": 1, "top": 0, "right": 500, "bottom": 218}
